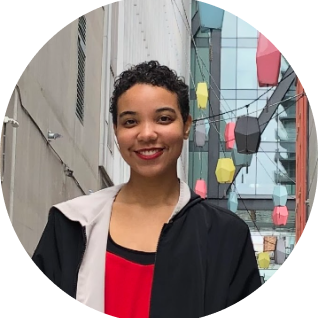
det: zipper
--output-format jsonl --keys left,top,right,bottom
{"left": 74, "top": 226, "right": 87, "bottom": 298}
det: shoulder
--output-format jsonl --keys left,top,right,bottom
{"left": 193, "top": 199, "right": 250, "bottom": 234}
{"left": 52, "top": 184, "right": 125, "bottom": 226}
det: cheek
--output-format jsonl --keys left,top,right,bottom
{"left": 165, "top": 131, "right": 185, "bottom": 149}
{"left": 116, "top": 131, "right": 133, "bottom": 150}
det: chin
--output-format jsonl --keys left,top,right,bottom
{"left": 132, "top": 164, "right": 176, "bottom": 179}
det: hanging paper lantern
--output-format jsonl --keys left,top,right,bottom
{"left": 196, "top": 82, "right": 208, "bottom": 109}
{"left": 224, "top": 122, "right": 236, "bottom": 149}
{"left": 256, "top": 33, "right": 281, "bottom": 87}
{"left": 263, "top": 236, "right": 277, "bottom": 252}
{"left": 275, "top": 237, "right": 286, "bottom": 265}
{"left": 272, "top": 184, "right": 288, "bottom": 207}
{"left": 257, "top": 252, "right": 270, "bottom": 269}
{"left": 215, "top": 158, "right": 235, "bottom": 183}
{"left": 195, "top": 179, "right": 207, "bottom": 198}
{"left": 204, "top": 119, "right": 210, "bottom": 137}
{"left": 227, "top": 191, "right": 238, "bottom": 213}
{"left": 231, "top": 145, "right": 253, "bottom": 167}
{"left": 195, "top": 120, "right": 206, "bottom": 147}
{"left": 272, "top": 206, "right": 289, "bottom": 226}
{"left": 198, "top": 2, "right": 224, "bottom": 32}
{"left": 234, "top": 116, "right": 261, "bottom": 154}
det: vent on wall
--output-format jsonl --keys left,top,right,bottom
{"left": 76, "top": 16, "right": 86, "bottom": 124}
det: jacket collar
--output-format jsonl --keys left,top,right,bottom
{"left": 54, "top": 179, "right": 192, "bottom": 226}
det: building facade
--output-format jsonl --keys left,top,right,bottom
{"left": 100, "top": 0, "right": 191, "bottom": 186}
{"left": 1, "top": 0, "right": 192, "bottom": 257}
{"left": 189, "top": 1, "right": 316, "bottom": 281}
{"left": 2, "top": 8, "right": 105, "bottom": 256}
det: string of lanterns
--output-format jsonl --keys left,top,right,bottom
{"left": 193, "top": 32, "right": 289, "bottom": 228}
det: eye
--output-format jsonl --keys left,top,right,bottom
{"left": 158, "top": 116, "right": 172, "bottom": 124}
{"left": 123, "top": 119, "right": 137, "bottom": 127}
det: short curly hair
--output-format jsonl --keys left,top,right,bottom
{"left": 110, "top": 61, "right": 189, "bottom": 125}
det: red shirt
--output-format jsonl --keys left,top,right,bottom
{"left": 105, "top": 235, "right": 155, "bottom": 318}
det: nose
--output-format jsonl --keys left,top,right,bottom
{"left": 136, "top": 121, "right": 158, "bottom": 142}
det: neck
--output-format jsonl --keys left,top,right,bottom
{"left": 119, "top": 171, "right": 180, "bottom": 207}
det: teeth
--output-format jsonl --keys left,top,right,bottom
{"left": 139, "top": 150, "right": 161, "bottom": 155}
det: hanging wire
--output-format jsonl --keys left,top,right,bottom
{"left": 192, "top": 93, "right": 303, "bottom": 124}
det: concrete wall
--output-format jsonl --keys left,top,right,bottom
{"left": 1, "top": 8, "right": 104, "bottom": 256}
{"left": 1, "top": 1, "right": 193, "bottom": 257}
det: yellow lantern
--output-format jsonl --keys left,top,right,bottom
{"left": 215, "top": 158, "right": 235, "bottom": 183}
{"left": 196, "top": 82, "right": 208, "bottom": 109}
{"left": 258, "top": 252, "right": 270, "bottom": 269}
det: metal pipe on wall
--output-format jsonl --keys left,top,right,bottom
{"left": 9, "top": 89, "right": 18, "bottom": 222}
{"left": 1, "top": 123, "right": 7, "bottom": 182}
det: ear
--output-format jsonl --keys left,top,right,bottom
{"left": 183, "top": 115, "right": 192, "bottom": 140}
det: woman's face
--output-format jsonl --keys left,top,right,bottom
{"left": 114, "top": 84, "right": 192, "bottom": 179}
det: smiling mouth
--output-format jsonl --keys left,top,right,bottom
{"left": 135, "top": 148, "right": 164, "bottom": 160}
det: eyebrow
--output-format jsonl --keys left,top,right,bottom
{"left": 119, "top": 107, "right": 177, "bottom": 118}
{"left": 155, "top": 107, "right": 177, "bottom": 114}
{"left": 119, "top": 111, "right": 137, "bottom": 118}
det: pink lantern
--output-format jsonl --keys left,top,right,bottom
{"left": 195, "top": 179, "right": 207, "bottom": 198}
{"left": 256, "top": 33, "right": 281, "bottom": 87}
{"left": 224, "top": 122, "right": 235, "bottom": 149}
{"left": 272, "top": 206, "right": 289, "bottom": 226}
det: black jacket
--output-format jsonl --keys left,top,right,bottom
{"left": 32, "top": 189, "right": 261, "bottom": 318}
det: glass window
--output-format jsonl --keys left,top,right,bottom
{"left": 255, "top": 152, "right": 278, "bottom": 195}
{"left": 221, "top": 48, "right": 236, "bottom": 89}
{"left": 221, "top": 38, "right": 237, "bottom": 47}
{"left": 257, "top": 88, "right": 275, "bottom": 100}
{"left": 235, "top": 151, "right": 279, "bottom": 196}
{"left": 238, "top": 38, "right": 258, "bottom": 48}
{"left": 195, "top": 37, "right": 209, "bottom": 48}
{"left": 237, "top": 17, "right": 258, "bottom": 38}
{"left": 220, "top": 90, "right": 236, "bottom": 99}
{"left": 220, "top": 100, "right": 236, "bottom": 122}
{"left": 237, "top": 90, "right": 258, "bottom": 100}
{"left": 235, "top": 155, "right": 258, "bottom": 195}
{"left": 260, "top": 113, "right": 278, "bottom": 143}
{"left": 237, "top": 48, "right": 258, "bottom": 89}
{"left": 222, "top": 11, "right": 237, "bottom": 38}
{"left": 188, "top": 152, "right": 209, "bottom": 190}
{"left": 257, "top": 100, "right": 267, "bottom": 116}
{"left": 194, "top": 47, "right": 210, "bottom": 84}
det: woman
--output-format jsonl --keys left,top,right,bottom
{"left": 32, "top": 61, "right": 261, "bottom": 318}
